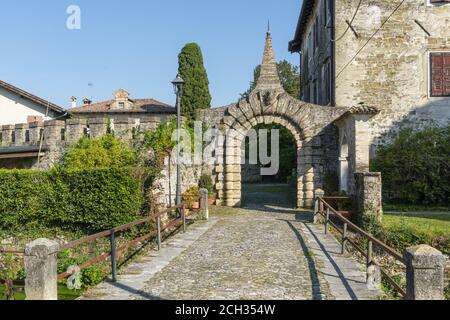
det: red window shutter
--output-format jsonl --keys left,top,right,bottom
{"left": 443, "top": 53, "right": 450, "bottom": 96}
{"left": 431, "top": 53, "right": 444, "bottom": 97}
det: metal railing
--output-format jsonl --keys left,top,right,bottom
{"left": 315, "top": 196, "right": 407, "bottom": 298}
{"left": 57, "top": 199, "right": 201, "bottom": 282}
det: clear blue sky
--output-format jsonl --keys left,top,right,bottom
{"left": 0, "top": 0, "right": 302, "bottom": 109}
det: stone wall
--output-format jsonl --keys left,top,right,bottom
{"left": 0, "top": 115, "right": 168, "bottom": 170}
{"left": 335, "top": 0, "right": 450, "bottom": 152}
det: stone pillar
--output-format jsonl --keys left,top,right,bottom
{"left": 199, "top": 188, "right": 209, "bottom": 220}
{"left": 355, "top": 172, "right": 383, "bottom": 227}
{"left": 29, "top": 122, "right": 44, "bottom": 145}
{"left": 15, "top": 124, "right": 29, "bottom": 146}
{"left": 89, "top": 118, "right": 108, "bottom": 138}
{"left": 66, "top": 119, "right": 87, "bottom": 145}
{"left": 1, "top": 125, "right": 14, "bottom": 147}
{"left": 366, "top": 265, "right": 381, "bottom": 291}
{"left": 353, "top": 115, "right": 372, "bottom": 173}
{"left": 24, "top": 239, "right": 59, "bottom": 300}
{"left": 313, "top": 189, "right": 325, "bottom": 224}
{"left": 404, "top": 245, "right": 446, "bottom": 300}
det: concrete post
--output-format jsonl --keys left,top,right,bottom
{"left": 199, "top": 188, "right": 209, "bottom": 220}
{"left": 313, "top": 189, "right": 325, "bottom": 224}
{"left": 24, "top": 238, "right": 59, "bottom": 300}
{"left": 404, "top": 245, "right": 446, "bottom": 300}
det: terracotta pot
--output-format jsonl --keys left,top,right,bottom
{"left": 191, "top": 202, "right": 200, "bottom": 210}
{"left": 208, "top": 198, "right": 214, "bottom": 206}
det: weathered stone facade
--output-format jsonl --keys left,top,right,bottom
{"left": 290, "top": 0, "right": 450, "bottom": 156}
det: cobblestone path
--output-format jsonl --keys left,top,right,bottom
{"left": 81, "top": 184, "right": 381, "bottom": 300}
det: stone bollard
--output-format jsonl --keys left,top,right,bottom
{"left": 404, "top": 245, "right": 446, "bottom": 300}
{"left": 199, "top": 188, "right": 209, "bottom": 220}
{"left": 366, "top": 264, "right": 381, "bottom": 291}
{"left": 24, "top": 239, "right": 60, "bottom": 300}
{"left": 313, "top": 189, "right": 325, "bottom": 224}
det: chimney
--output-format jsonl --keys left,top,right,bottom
{"left": 83, "top": 98, "right": 92, "bottom": 105}
{"left": 71, "top": 96, "right": 77, "bottom": 109}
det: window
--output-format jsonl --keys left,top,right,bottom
{"left": 323, "top": 61, "right": 332, "bottom": 105}
{"left": 118, "top": 102, "right": 125, "bottom": 109}
{"left": 60, "top": 128, "right": 66, "bottom": 141}
{"left": 313, "top": 16, "right": 319, "bottom": 51}
{"left": 11, "top": 131, "right": 15, "bottom": 143}
{"left": 430, "top": 52, "right": 450, "bottom": 97}
{"left": 25, "top": 130, "right": 30, "bottom": 143}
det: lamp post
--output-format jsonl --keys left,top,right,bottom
{"left": 172, "top": 74, "right": 184, "bottom": 209}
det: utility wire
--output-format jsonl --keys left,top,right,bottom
{"left": 336, "top": 0, "right": 407, "bottom": 79}
{"left": 332, "top": 0, "right": 364, "bottom": 42}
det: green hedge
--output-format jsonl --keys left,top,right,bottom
{"left": 371, "top": 125, "right": 450, "bottom": 205}
{"left": 0, "top": 168, "right": 146, "bottom": 233}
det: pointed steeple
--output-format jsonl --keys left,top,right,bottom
{"left": 254, "top": 31, "right": 283, "bottom": 92}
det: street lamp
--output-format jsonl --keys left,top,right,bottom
{"left": 172, "top": 74, "right": 184, "bottom": 209}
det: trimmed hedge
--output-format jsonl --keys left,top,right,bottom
{"left": 0, "top": 168, "right": 146, "bottom": 233}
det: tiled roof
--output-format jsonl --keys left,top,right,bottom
{"left": 0, "top": 80, "right": 65, "bottom": 115}
{"left": 68, "top": 98, "right": 175, "bottom": 114}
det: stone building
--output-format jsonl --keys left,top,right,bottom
{"left": 68, "top": 88, "right": 175, "bottom": 126}
{"left": 289, "top": 0, "right": 450, "bottom": 155}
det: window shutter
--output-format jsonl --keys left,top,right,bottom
{"left": 431, "top": 53, "right": 443, "bottom": 97}
{"left": 443, "top": 53, "right": 450, "bottom": 96}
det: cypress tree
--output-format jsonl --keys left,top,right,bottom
{"left": 178, "top": 43, "right": 212, "bottom": 120}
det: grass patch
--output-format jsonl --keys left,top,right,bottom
{"left": 209, "top": 206, "right": 240, "bottom": 217}
{"left": 0, "top": 284, "right": 81, "bottom": 301}
{"left": 382, "top": 212, "right": 450, "bottom": 255}
{"left": 384, "top": 203, "right": 450, "bottom": 213}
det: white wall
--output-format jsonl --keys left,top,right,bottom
{"left": 0, "top": 87, "right": 57, "bottom": 125}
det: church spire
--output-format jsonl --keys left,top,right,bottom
{"left": 254, "top": 30, "right": 283, "bottom": 92}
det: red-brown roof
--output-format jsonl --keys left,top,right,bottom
{"left": 0, "top": 80, "right": 65, "bottom": 115}
{"left": 68, "top": 98, "right": 175, "bottom": 114}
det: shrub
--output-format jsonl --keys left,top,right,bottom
{"left": 371, "top": 125, "right": 450, "bottom": 205}
{"left": 198, "top": 174, "right": 214, "bottom": 195}
{"left": 62, "top": 134, "right": 137, "bottom": 170}
{"left": 0, "top": 168, "right": 147, "bottom": 233}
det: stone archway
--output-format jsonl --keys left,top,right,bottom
{"left": 198, "top": 31, "right": 380, "bottom": 208}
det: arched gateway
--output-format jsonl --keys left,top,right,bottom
{"left": 198, "top": 32, "right": 379, "bottom": 208}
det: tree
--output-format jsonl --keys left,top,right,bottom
{"left": 241, "top": 60, "right": 300, "bottom": 99}
{"left": 178, "top": 43, "right": 212, "bottom": 120}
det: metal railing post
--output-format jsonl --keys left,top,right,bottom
{"left": 182, "top": 204, "right": 186, "bottom": 233}
{"left": 367, "top": 240, "right": 373, "bottom": 267}
{"left": 110, "top": 231, "right": 117, "bottom": 282}
{"left": 342, "top": 223, "right": 348, "bottom": 254}
{"left": 156, "top": 216, "right": 161, "bottom": 251}
{"left": 325, "top": 208, "right": 330, "bottom": 235}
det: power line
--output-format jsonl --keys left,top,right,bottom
{"left": 336, "top": 0, "right": 407, "bottom": 79}
{"left": 332, "top": 0, "right": 364, "bottom": 42}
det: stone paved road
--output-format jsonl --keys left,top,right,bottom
{"left": 134, "top": 184, "right": 380, "bottom": 300}
{"left": 81, "top": 184, "right": 381, "bottom": 300}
